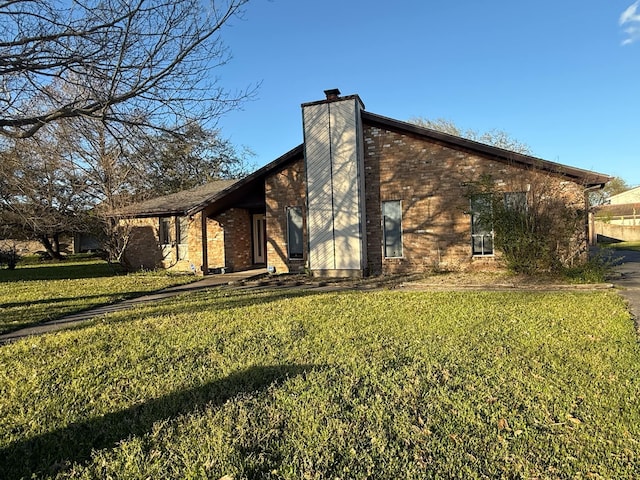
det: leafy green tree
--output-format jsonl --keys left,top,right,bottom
{"left": 136, "top": 124, "right": 254, "bottom": 197}
{"left": 589, "top": 176, "right": 630, "bottom": 206}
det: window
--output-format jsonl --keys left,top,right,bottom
{"left": 470, "top": 192, "right": 526, "bottom": 256}
{"left": 287, "top": 206, "right": 304, "bottom": 259}
{"left": 176, "top": 216, "right": 189, "bottom": 260}
{"left": 504, "top": 192, "right": 527, "bottom": 213}
{"left": 470, "top": 194, "right": 493, "bottom": 256}
{"left": 382, "top": 200, "right": 403, "bottom": 258}
{"left": 159, "top": 217, "right": 171, "bottom": 245}
{"left": 177, "top": 216, "right": 189, "bottom": 244}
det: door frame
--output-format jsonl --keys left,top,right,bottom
{"left": 252, "top": 213, "right": 267, "bottom": 264}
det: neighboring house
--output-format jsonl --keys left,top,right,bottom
{"left": 120, "top": 89, "right": 610, "bottom": 276}
{"left": 592, "top": 186, "right": 640, "bottom": 243}
{"left": 608, "top": 186, "right": 640, "bottom": 205}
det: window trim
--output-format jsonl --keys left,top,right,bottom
{"left": 159, "top": 216, "right": 172, "bottom": 246}
{"left": 470, "top": 194, "right": 494, "bottom": 256}
{"left": 382, "top": 200, "right": 403, "bottom": 259}
{"left": 286, "top": 206, "right": 304, "bottom": 260}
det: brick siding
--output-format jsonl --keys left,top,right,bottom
{"left": 363, "top": 124, "right": 587, "bottom": 274}
{"left": 265, "top": 157, "right": 307, "bottom": 274}
{"left": 122, "top": 217, "right": 162, "bottom": 270}
{"left": 123, "top": 215, "right": 206, "bottom": 273}
{"left": 213, "top": 208, "right": 253, "bottom": 272}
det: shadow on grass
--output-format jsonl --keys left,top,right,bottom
{"left": 0, "top": 262, "right": 123, "bottom": 282}
{"left": 99, "top": 287, "right": 333, "bottom": 329}
{"left": 0, "top": 291, "right": 140, "bottom": 310}
{"left": 0, "top": 364, "right": 319, "bottom": 479}
{"left": 0, "top": 285, "right": 330, "bottom": 339}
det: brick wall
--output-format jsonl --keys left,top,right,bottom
{"left": 122, "top": 217, "right": 162, "bottom": 270}
{"left": 187, "top": 212, "right": 204, "bottom": 272}
{"left": 265, "top": 157, "right": 307, "bottom": 274}
{"left": 363, "top": 124, "right": 587, "bottom": 274}
{"left": 123, "top": 215, "right": 208, "bottom": 273}
{"left": 213, "top": 208, "right": 252, "bottom": 272}
{"left": 204, "top": 214, "right": 225, "bottom": 271}
{"left": 122, "top": 208, "right": 255, "bottom": 274}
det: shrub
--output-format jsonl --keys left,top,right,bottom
{"left": 0, "top": 245, "right": 21, "bottom": 270}
{"left": 469, "top": 174, "right": 588, "bottom": 275}
{"left": 563, "top": 248, "right": 619, "bottom": 283}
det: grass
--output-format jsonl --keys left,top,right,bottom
{"left": 601, "top": 241, "right": 640, "bottom": 252}
{"left": 0, "top": 286, "right": 638, "bottom": 479}
{"left": 0, "top": 258, "right": 197, "bottom": 334}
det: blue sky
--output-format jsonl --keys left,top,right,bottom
{"left": 216, "top": 1, "right": 640, "bottom": 186}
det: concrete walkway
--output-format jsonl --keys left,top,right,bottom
{"left": 0, "top": 269, "right": 266, "bottom": 345}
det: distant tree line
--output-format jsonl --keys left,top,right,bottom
{"left": 0, "top": 121, "right": 253, "bottom": 261}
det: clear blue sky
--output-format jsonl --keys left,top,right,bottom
{"left": 215, "top": 0, "right": 640, "bottom": 186}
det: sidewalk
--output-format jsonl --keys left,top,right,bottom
{"left": 0, "top": 269, "right": 266, "bottom": 345}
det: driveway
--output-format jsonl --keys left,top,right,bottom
{"left": 609, "top": 249, "right": 640, "bottom": 333}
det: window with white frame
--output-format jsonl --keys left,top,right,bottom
{"left": 470, "top": 194, "right": 493, "bottom": 256}
{"left": 287, "top": 206, "right": 304, "bottom": 259}
{"left": 382, "top": 200, "right": 403, "bottom": 258}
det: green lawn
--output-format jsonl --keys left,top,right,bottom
{"left": 0, "top": 286, "right": 638, "bottom": 479}
{"left": 602, "top": 241, "right": 640, "bottom": 252}
{"left": 0, "top": 259, "right": 197, "bottom": 334}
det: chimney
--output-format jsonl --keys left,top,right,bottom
{"left": 302, "top": 89, "right": 367, "bottom": 277}
{"left": 324, "top": 88, "right": 341, "bottom": 101}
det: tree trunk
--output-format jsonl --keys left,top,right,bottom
{"left": 52, "top": 233, "right": 61, "bottom": 256}
{"left": 40, "top": 235, "right": 63, "bottom": 260}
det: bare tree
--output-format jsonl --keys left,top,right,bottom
{"left": 408, "top": 116, "right": 532, "bottom": 154}
{"left": 0, "top": 0, "right": 254, "bottom": 139}
{"left": 0, "top": 129, "right": 91, "bottom": 259}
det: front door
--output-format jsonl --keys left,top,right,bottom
{"left": 252, "top": 214, "right": 266, "bottom": 264}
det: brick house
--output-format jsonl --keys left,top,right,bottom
{"left": 120, "top": 90, "right": 609, "bottom": 276}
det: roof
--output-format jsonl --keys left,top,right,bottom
{"left": 608, "top": 185, "right": 640, "bottom": 204}
{"left": 594, "top": 203, "right": 640, "bottom": 218}
{"left": 361, "top": 111, "right": 611, "bottom": 188}
{"left": 121, "top": 179, "right": 239, "bottom": 217}
{"left": 120, "top": 145, "right": 304, "bottom": 218}
{"left": 122, "top": 102, "right": 610, "bottom": 218}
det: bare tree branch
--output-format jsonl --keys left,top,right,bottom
{"left": 0, "top": 0, "right": 254, "bottom": 138}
